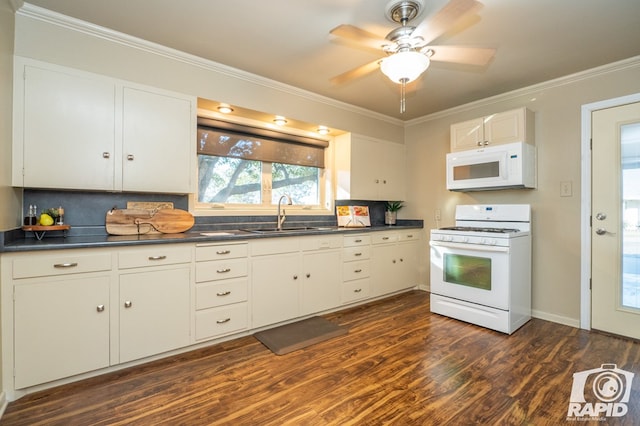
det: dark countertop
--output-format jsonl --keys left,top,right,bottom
{"left": 1, "top": 224, "right": 425, "bottom": 253}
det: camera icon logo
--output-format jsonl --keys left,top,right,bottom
{"left": 567, "top": 364, "right": 634, "bottom": 418}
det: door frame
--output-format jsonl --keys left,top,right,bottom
{"left": 580, "top": 92, "right": 640, "bottom": 329}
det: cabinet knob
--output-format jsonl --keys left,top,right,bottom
{"left": 124, "top": 300, "right": 132, "bottom": 308}
{"left": 293, "top": 275, "right": 298, "bottom": 280}
{"left": 477, "top": 141, "right": 483, "bottom": 146}
{"left": 392, "top": 259, "right": 397, "bottom": 264}
{"left": 382, "top": 180, "right": 387, "bottom": 184}
{"left": 102, "top": 152, "right": 111, "bottom": 159}
{"left": 127, "top": 154, "right": 135, "bottom": 161}
{"left": 375, "top": 179, "right": 379, "bottom": 183}
{"left": 484, "top": 141, "right": 489, "bottom": 146}
{"left": 96, "top": 304, "right": 105, "bottom": 312}
{"left": 306, "top": 273, "right": 311, "bottom": 278}
{"left": 400, "top": 258, "right": 404, "bottom": 262}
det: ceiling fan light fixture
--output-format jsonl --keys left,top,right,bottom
{"left": 380, "top": 50, "right": 430, "bottom": 84}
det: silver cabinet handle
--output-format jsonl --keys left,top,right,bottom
{"left": 216, "top": 250, "right": 231, "bottom": 255}
{"left": 354, "top": 269, "right": 362, "bottom": 273}
{"left": 102, "top": 152, "right": 110, "bottom": 159}
{"left": 216, "top": 318, "right": 231, "bottom": 324}
{"left": 217, "top": 268, "right": 231, "bottom": 273}
{"left": 96, "top": 304, "right": 105, "bottom": 312}
{"left": 124, "top": 301, "right": 132, "bottom": 308}
{"left": 54, "top": 262, "right": 78, "bottom": 268}
{"left": 127, "top": 154, "right": 135, "bottom": 161}
{"left": 216, "top": 291, "right": 231, "bottom": 296}
{"left": 148, "top": 255, "right": 167, "bottom": 261}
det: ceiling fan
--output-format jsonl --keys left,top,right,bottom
{"left": 330, "top": 0, "right": 495, "bottom": 113}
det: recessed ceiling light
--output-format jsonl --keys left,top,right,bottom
{"left": 273, "top": 116, "right": 287, "bottom": 126}
{"left": 217, "top": 105, "right": 234, "bottom": 114}
{"left": 317, "top": 126, "right": 330, "bottom": 135}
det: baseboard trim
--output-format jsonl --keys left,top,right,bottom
{"left": 0, "top": 391, "right": 8, "bottom": 420}
{"left": 532, "top": 309, "right": 580, "bottom": 329}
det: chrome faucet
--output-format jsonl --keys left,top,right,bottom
{"left": 277, "top": 194, "right": 292, "bottom": 230}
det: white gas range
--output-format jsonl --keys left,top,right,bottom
{"left": 429, "top": 204, "right": 531, "bottom": 334}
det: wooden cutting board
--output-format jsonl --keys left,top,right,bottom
{"left": 106, "top": 208, "right": 194, "bottom": 235}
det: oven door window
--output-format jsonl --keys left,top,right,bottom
{"left": 443, "top": 253, "right": 491, "bottom": 290}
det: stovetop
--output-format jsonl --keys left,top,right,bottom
{"left": 438, "top": 226, "right": 521, "bottom": 234}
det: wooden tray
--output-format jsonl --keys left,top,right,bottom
{"left": 22, "top": 225, "right": 71, "bottom": 240}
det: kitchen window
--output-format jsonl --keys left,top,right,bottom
{"left": 196, "top": 118, "right": 328, "bottom": 209}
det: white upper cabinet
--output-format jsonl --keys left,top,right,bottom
{"left": 13, "top": 58, "right": 196, "bottom": 193}
{"left": 450, "top": 107, "right": 534, "bottom": 152}
{"left": 335, "top": 133, "right": 406, "bottom": 201}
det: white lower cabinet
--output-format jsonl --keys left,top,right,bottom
{"left": 119, "top": 267, "right": 191, "bottom": 363}
{"left": 250, "top": 236, "right": 342, "bottom": 328}
{"left": 371, "top": 231, "right": 420, "bottom": 297}
{"left": 14, "top": 275, "right": 111, "bottom": 389}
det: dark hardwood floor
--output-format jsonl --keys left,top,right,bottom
{"left": 3, "top": 291, "right": 640, "bottom": 425}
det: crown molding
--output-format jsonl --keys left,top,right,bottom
{"left": 17, "top": 3, "right": 404, "bottom": 127}
{"left": 405, "top": 55, "right": 640, "bottom": 126}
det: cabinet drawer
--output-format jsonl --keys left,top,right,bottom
{"left": 195, "top": 303, "right": 248, "bottom": 341}
{"left": 371, "top": 233, "right": 398, "bottom": 244}
{"left": 300, "top": 235, "right": 342, "bottom": 251}
{"left": 196, "top": 243, "right": 248, "bottom": 261}
{"left": 343, "top": 234, "right": 370, "bottom": 247}
{"left": 118, "top": 245, "right": 192, "bottom": 269}
{"left": 196, "top": 258, "right": 248, "bottom": 283}
{"left": 250, "top": 238, "right": 300, "bottom": 256}
{"left": 399, "top": 231, "right": 420, "bottom": 241}
{"left": 342, "top": 279, "right": 371, "bottom": 304}
{"left": 196, "top": 277, "right": 248, "bottom": 310}
{"left": 13, "top": 252, "right": 112, "bottom": 279}
{"left": 343, "top": 260, "right": 370, "bottom": 281}
{"left": 343, "top": 245, "right": 371, "bottom": 261}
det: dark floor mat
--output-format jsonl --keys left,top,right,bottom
{"left": 253, "top": 316, "right": 348, "bottom": 355}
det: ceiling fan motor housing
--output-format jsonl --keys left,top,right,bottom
{"left": 385, "top": 0, "right": 424, "bottom": 24}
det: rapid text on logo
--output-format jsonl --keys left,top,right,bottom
{"left": 567, "top": 364, "right": 634, "bottom": 419}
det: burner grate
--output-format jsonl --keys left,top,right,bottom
{"left": 439, "top": 226, "right": 520, "bottom": 233}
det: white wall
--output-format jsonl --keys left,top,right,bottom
{"left": 404, "top": 59, "right": 640, "bottom": 326}
{"left": 13, "top": 8, "right": 405, "bottom": 144}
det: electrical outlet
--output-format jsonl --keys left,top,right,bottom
{"left": 560, "top": 181, "right": 572, "bottom": 197}
{"left": 435, "top": 209, "right": 441, "bottom": 221}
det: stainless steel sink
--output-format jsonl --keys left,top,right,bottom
{"left": 240, "top": 226, "right": 339, "bottom": 234}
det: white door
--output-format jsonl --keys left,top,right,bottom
{"left": 591, "top": 101, "right": 640, "bottom": 338}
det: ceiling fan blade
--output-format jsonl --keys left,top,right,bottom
{"left": 413, "top": 0, "right": 482, "bottom": 46}
{"left": 425, "top": 45, "right": 495, "bottom": 65}
{"left": 330, "top": 59, "right": 382, "bottom": 85}
{"left": 330, "top": 24, "right": 388, "bottom": 50}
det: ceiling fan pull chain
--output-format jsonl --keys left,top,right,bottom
{"left": 400, "top": 78, "right": 407, "bottom": 113}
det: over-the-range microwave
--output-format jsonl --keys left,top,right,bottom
{"left": 446, "top": 141, "right": 536, "bottom": 191}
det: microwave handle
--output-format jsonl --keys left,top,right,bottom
{"left": 429, "top": 241, "right": 510, "bottom": 253}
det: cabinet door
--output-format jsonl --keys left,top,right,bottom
{"left": 350, "top": 137, "right": 406, "bottom": 200}
{"left": 122, "top": 87, "right": 194, "bottom": 193}
{"left": 251, "top": 253, "right": 299, "bottom": 328}
{"left": 397, "top": 241, "right": 419, "bottom": 290}
{"left": 300, "top": 250, "right": 341, "bottom": 315}
{"left": 371, "top": 243, "right": 399, "bottom": 297}
{"left": 450, "top": 117, "right": 484, "bottom": 151}
{"left": 14, "top": 275, "right": 110, "bottom": 388}
{"left": 484, "top": 108, "right": 525, "bottom": 146}
{"left": 19, "top": 64, "right": 116, "bottom": 190}
{"left": 378, "top": 141, "right": 406, "bottom": 200}
{"left": 119, "top": 267, "right": 190, "bottom": 363}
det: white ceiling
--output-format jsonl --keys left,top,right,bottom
{"left": 21, "top": 0, "right": 640, "bottom": 121}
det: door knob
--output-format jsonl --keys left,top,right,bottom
{"left": 595, "top": 212, "right": 607, "bottom": 220}
{"left": 595, "top": 228, "right": 615, "bottom": 235}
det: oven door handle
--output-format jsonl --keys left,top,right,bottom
{"left": 429, "top": 241, "right": 510, "bottom": 253}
